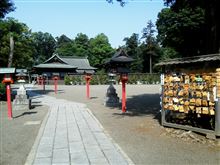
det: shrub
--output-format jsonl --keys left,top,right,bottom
{"left": 64, "top": 75, "right": 72, "bottom": 85}
{"left": 0, "top": 83, "right": 6, "bottom": 100}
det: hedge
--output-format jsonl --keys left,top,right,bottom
{"left": 64, "top": 73, "right": 160, "bottom": 85}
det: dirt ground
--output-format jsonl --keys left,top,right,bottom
{"left": 45, "top": 84, "right": 220, "bottom": 165}
{"left": 0, "top": 101, "right": 48, "bottom": 165}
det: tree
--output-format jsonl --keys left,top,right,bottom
{"left": 0, "top": 18, "right": 34, "bottom": 69}
{"left": 55, "top": 34, "right": 74, "bottom": 56}
{"left": 142, "top": 20, "right": 159, "bottom": 73}
{"left": 156, "top": 6, "right": 206, "bottom": 57}
{"left": 73, "top": 33, "right": 89, "bottom": 57}
{"left": 157, "top": 0, "right": 219, "bottom": 56}
{"left": 32, "top": 32, "right": 56, "bottom": 64}
{"left": 88, "top": 33, "right": 115, "bottom": 68}
{"left": 123, "top": 33, "right": 143, "bottom": 72}
{"left": 0, "top": 0, "right": 15, "bottom": 18}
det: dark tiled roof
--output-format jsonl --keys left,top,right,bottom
{"left": 156, "top": 54, "right": 220, "bottom": 66}
{"left": 43, "top": 54, "right": 67, "bottom": 64}
{"left": 33, "top": 54, "right": 96, "bottom": 72}
{"left": 34, "top": 63, "right": 76, "bottom": 69}
{"left": 106, "top": 49, "right": 134, "bottom": 64}
{"left": 61, "top": 56, "right": 96, "bottom": 70}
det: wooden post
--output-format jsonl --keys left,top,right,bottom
{"left": 120, "top": 74, "right": 128, "bottom": 113}
{"left": 215, "top": 68, "right": 220, "bottom": 136}
{"left": 6, "top": 84, "right": 12, "bottom": 119}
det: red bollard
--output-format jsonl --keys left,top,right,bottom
{"left": 120, "top": 74, "right": 128, "bottom": 113}
{"left": 85, "top": 74, "right": 91, "bottom": 99}
{"left": 53, "top": 76, "right": 58, "bottom": 94}
{"left": 2, "top": 75, "right": 14, "bottom": 119}
{"left": 6, "top": 84, "right": 12, "bottom": 119}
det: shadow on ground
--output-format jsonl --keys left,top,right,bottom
{"left": 113, "top": 94, "right": 161, "bottom": 123}
{"left": 13, "top": 111, "right": 37, "bottom": 118}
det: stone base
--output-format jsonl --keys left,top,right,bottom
{"left": 104, "top": 100, "right": 119, "bottom": 107}
{"left": 105, "top": 84, "right": 119, "bottom": 107}
{"left": 13, "top": 104, "right": 29, "bottom": 111}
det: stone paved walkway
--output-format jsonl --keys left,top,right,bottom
{"left": 27, "top": 93, "right": 133, "bottom": 165}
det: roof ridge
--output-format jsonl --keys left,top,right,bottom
{"left": 60, "top": 56, "right": 88, "bottom": 59}
{"left": 161, "top": 53, "right": 220, "bottom": 62}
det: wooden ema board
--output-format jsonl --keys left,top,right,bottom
{"left": 163, "top": 71, "right": 217, "bottom": 115}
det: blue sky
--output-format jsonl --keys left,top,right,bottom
{"left": 7, "top": 0, "right": 165, "bottom": 48}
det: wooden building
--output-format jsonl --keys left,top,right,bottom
{"left": 32, "top": 54, "right": 96, "bottom": 79}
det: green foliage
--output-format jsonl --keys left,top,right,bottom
{"left": 73, "top": 33, "right": 90, "bottom": 57}
{"left": 64, "top": 75, "right": 72, "bottom": 85}
{"left": 32, "top": 32, "right": 56, "bottom": 64}
{"left": 0, "top": 18, "right": 34, "bottom": 69}
{"left": 55, "top": 34, "right": 74, "bottom": 56}
{"left": 55, "top": 33, "right": 90, "bottom": 57}
{"left": 128, "top": 73, "right": 160, "bottom": 84}
{"left": 0, "top": 0, "right": 15, "bottom": 18}
{"left": 95, "top": 70, "right": 109, "bottom": 84}
{"left": 0, "top": 83, "right": 6, "bottom": 95}
{"left": 141, "top": 20, "right": 160, "bottom": 73}
{"left": 123, "top": 33, "right": 143, "bottom": 72}
{"left": 64, "top": 73, "right": 159, "bottom": 85}
{"left": 156, "top": 2, "right": 206, "bottom": 57}
{"left": 64, "top": 75, "right": 84, "bottom": 85}
{"left": 159, "top": 47, "right": 180, "bottom": 61}
{"left": 88, "top": 33, "right": 115, "bottom": 68}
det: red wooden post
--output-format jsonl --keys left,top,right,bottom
{"left": 85, "top": 74, "right": 91, "bottom": 99}
{"left": 53, "top": 76, "right": 58, "bottom": 94}
{"left": 6, "top": 84, "right": 12, "bottom": 119}
{"left": 86, "top": 79, "right": 90, "bottom": 99}
{"left": 2, "top": 75, "right": 14, "bottom": 119}
{"left": 55, "top": 79, "right": 57, "bottom": 94}
{"left": 120, "top": 74, "right": 128, "bottom": 113}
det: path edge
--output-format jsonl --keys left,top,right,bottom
{"left": 24, "top": 105, "right": 51, "bottom": 165}
{"left": 86, "top": 107, "right": 135, "bottom": 165}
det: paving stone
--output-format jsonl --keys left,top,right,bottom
{"left": 52, "top": 148, "right": 70, "bottom": 164}
{"left": 69, "top": 142, "right": 84, "bottom": 152}
{"left": 34, "top": 157, "right": 51, "bottom": 165}
{"left": 39, "top": 137, "right": 54, "bottom": 145}
{"left": 35, "top": 147, "right": 53, "bottom": 158}
{"left": 70, "top": 152, "right": 89, "bottom": 164}
{"left": 89, "top": 158, "right": 109, "bottom": 165}
{"left": 54, "top": 139, "right": 68, "bottom": 149}
{"left": 85, "top": 147, "right": 105, "bottom": 160}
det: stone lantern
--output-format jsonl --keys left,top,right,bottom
{"left": 104, "top": 49, "right": 134, "bottom": 112}
{"left": 105, "top": 72, "right": 119, "bottom": 107}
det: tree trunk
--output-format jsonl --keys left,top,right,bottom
{"left": 149, "top": 54, "right": 152, "bottom": 74}
{"left": 8, "top": 36, "right": 14, "bottom": 67}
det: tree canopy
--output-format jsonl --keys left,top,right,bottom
{"left": 88, "top": 33, "right": 115, "bottom": 68}
{"left": 0, "top": 18, "right": 34, "bottom": 68}
{"left": 0, "top": 0, "right": 15, "bottom": 18}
